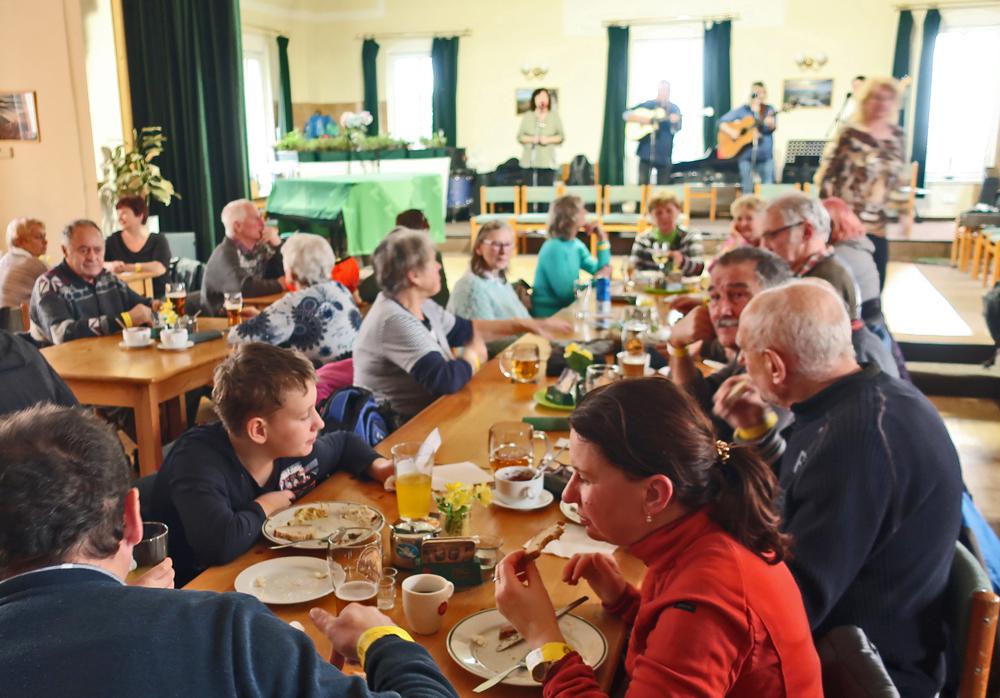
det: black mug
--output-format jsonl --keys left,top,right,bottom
{"left": 133, "top": 522, "right": 169, "bottom": 568}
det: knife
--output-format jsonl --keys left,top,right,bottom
{"left": 472, "top": 656, "right": 528, "bottom": 693}
{"left": 495, "top": 595, "right": 588, "bottom": 652}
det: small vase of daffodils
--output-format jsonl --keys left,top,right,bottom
{"left": 435, "top": 482, "right": 492, "bottom": 537}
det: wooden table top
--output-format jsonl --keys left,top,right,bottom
{"left": 41, "top": 317, "right": 230, "bottom": 384}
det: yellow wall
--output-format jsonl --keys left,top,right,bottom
{"left": 0, "top": 0, "right": 99, "bottom": 255}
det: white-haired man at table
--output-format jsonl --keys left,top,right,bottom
{"left": 0, "top": 404, "right": 458, "bottom": 698}
{"left": 0, "top": 217, "right": 48, "bottom": 308}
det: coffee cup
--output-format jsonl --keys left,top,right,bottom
{"left": 133, "top": 521, "right": 168, "bottom": 568}
{"left": 494, "top": 466, "right": 543, "bottom": 502}
{"left": 402, "top": 573, "right": 454, "bottom": 635}
{"left": 160, "top": 328, "right": 189, "bottom": 349}
{"left": 122, "top": 327, "right": 152, "bottom": 347}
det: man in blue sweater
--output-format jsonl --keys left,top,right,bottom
{"left": 736, "top": 280, "right": 963, "bottom": 697}
{"left": 0, "top": 404, "right": 458, "bottom": 697}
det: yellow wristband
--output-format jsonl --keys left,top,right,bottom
{"left": 526, "top": 642, "right": 575, "bottom": 682}
{"left": 735, "top": 410, "right": 778, "bottom": 442}
{"left": 357, "top": 626, "right": 414, "bottom": 667}
{"left": 120, "top": 311, "right": 133, "bottom": 329}
{"left": 134, "top": 263, "right": 142, "bottom": 273}
{"left": 666, "top": 343, "right": 688, "bottom": 358}
{"left": 597, "top": 241, "right": 610, "bottom": 250}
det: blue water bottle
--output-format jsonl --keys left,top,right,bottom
{"left": 595, "top": 277, "right": 611, "bottom": 316}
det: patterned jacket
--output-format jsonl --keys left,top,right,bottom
{"left": 629, "top": 227, "right": 705, "bottom": 276}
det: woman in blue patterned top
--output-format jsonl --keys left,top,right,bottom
{"left": 228, "top": 233, "right": 360, "bottom": 365}
{"left": 448, "top": 221, "right": 530, "bottom": 320}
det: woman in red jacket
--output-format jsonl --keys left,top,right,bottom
{"left": 495, "top": 378, "right": 822, "bottom": 697}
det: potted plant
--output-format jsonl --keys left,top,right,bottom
{"left": 314, "top": 133, "right": 352, "bottom": 162}
{"left": 415, "top": 130, "right": 448, "bottom": 158}
{"left": 98, "top": 126, "right": 180, "bottom": 234}
{"left": 275, "top": 129, "right": 309, "bottom": 161}
{"left": 434, "top": 482, "right": 492, "bottom": 536}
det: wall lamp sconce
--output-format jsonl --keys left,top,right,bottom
{"left": 520, "top": 64, "right": 549, "bottom": 80}
{"left": 794, "top": 52, "right": 828, "bottom": 70}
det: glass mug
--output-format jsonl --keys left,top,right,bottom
{"left": 327, "top": 529, "right": 383, "bottom": 612}
{"left": 165, "top": 282, "right": 187, "bottom": 316}
{"left": 392, "top": 441, "right": 433, "bottom": 521}
{"left": 584, "top": 363, "right": 622, "bottom": 394}
{"left": 488, "top": 421, "right": 551, "bottom": 472}
{"left": 498, "top": 343, "right": 541, "bottom": 383}
{"left": 223, "top": 292, "right": 243, "bottom": 327}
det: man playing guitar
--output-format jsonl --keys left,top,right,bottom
{"left": 623, "top": 80, "right": 683, "bottom": 185}
{"left": 718, "top": 82, "right": 778, "bottom": 194}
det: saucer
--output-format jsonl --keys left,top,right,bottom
{"left": 156, "top": 341, "right": 195, "bottom": 351}
{"left": 491, "top": 489, "right": 554, "bottom": 511}
{"left": 118, "top": 341, "right": 153, "bottom": 349}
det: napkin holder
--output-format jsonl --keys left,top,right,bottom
{"left": 420, "top": 537, "right": 483, "bottom": 587}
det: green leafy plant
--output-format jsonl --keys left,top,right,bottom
{"left": 99, "top": 126, "right": 180, "bottom": 209}
{"left": 419, "top": 130, "right": 448, "bottom": 148}
{"left": 275, "top": 129, "right": 309, "bottom": 151}
{"left": 361, "top": 134, "right": 409, "bottom": 151}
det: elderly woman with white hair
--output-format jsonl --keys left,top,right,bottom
{"left": 0, "top": 217, "right": 48, "bottom": 308}
{"left": 355, "top": 227, "right": 570, "bottom": 421}
{"left": 228, "top": 233, "right": 360, "bottom": 365}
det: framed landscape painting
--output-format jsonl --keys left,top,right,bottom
{"left": 0, "top": 91, "right": 39, "bottom": 141}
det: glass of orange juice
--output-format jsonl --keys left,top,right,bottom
{"left": 392, "top": 441, "right": 433, "bottom": 521}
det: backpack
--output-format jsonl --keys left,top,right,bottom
{"left": 567, "top": 154, "right": 595, "bottom": 185}
{"left": 320, "top": 386, "right": 394, "bottom": 446}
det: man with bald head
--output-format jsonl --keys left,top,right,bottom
{"left": 736, "top": 279, "right": 962, "bottom": 697}
{"left": 202, "top": 199, "right": 284, "bottom": 315}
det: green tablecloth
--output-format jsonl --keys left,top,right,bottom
{"left": 266, "top": 173, "right": 445, "bottom": 256}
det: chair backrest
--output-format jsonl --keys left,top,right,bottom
{"left": 561, "top": 184, "right": 601, "bottom": 208}
{"left": 816, "top": 625, "right": 901, "bottom": 698}
{"left": 949, "top": 540, "right": 1000, "bottom": 698}
{"left": 603, "top": 184, "right": 645, "bottom": 209}
{"left": 756, "top": 183, "right": 803, "bottom": 200}
{"left": 481, "top": 186, "right": 519, "bottom": 205}
{"left": 522, "top": 185, "right": 559, "bottom": 205}
{"left": 163, "top": 232, "right": 198, "bottom": 261}
{"left": 170, "top": 257, "right": 205, "bottom": 292}
{"left": 979, "top": 177, "right": 999, "bottom": 207}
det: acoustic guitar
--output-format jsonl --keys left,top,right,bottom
{"left": 625, "top": 107, "right": 673, "bottom": 142}
{"left": 716, "top": 106, "right": 792, "bottom": 160}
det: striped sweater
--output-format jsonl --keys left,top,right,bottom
{"left": 629, "top": 227, "right": 705, "bottom": 276}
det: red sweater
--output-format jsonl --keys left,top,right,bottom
{"left": 543, "top": 509, "right": 822, "bottom": 698}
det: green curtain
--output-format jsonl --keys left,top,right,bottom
{"left": 431, "top": 37, "right": 459, "bottom": 146}
{"left": 892, "top": 11, "right": 913, "bottom": 127}
{"left": 911, "top": 9, "right": 941, "bottom": 188}
{"left": 122, "top": 0, "right": 249, "bottom": 261}
{"left": 362, "top": 39, "right": 380, "bottom": 135}
{"left": 598, "top": 26, "right": 629, "bottom": 185}
{"left": 702, "top": 20, "right": 732, "bottom": 153}
{"left": 277, "top": 36, "right": 294, "bottom": 134}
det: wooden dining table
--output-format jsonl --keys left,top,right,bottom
{"left": 186, "top": 309, "right": 655, "bottom": 696}
{"left": 41, "top": 317, "right": 231, "bottom": 476}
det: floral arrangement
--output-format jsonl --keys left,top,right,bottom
{"left": 339, "top": 110, "right": 374, "bottom": 131}
{"left": 435, "top": 482, "right": 492, "bottom": 536}
{"left": 419, "top": 130, "right": 448, "bottom": 148}
{"left": 158, "top": 299, "right": 179, "bottom": 329}
{"left": 563, "top": 343, "right": 594, "bottom": 375}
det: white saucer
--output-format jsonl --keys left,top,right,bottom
{"left": 492, "top": 489, "right": 554, "bottom": 511}
{"left": 156, "top": 341, "right": 195, "bottom": 351}
{"left": 559, "top": 499, "right": 583, "bottom": 524}
{"left": 118, "top": 341, "right": 153, "bottom": 349}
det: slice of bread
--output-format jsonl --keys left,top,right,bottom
{"left": 273, "top": 525, "right": 318, "bottom": 542}
{"left": 522, "top": 522, "right": 565, "bottom": 562}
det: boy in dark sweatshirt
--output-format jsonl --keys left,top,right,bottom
{"left": 151, "top": 343, "right": 392, "bottom": 585}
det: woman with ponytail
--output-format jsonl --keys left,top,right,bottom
{"left": 494, "top": 378, "right": 822, "bottom": 697}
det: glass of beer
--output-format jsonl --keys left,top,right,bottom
{"left": 584, "top": 363, "right": 622, "bottom": 394}
{"left": 393, "top": 441, "right": 433, "bottom": 521}
{"left": 488, "top": 421, "right": 551, "bottom": 472}
{"left": 165, "top": 282, "right": 187, "bottom": 316}
{"left": 617, "top": 350, "right": 650, "bottom": 379}
{"left": 498, "top": 343, "right": 540, "bottom": 383}
{"left": 328, "top": 530, "right": 382, "bottom": 611}
{"left": 224, "top": 292, "right": 243, "bottom": 327}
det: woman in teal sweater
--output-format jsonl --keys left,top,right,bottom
{"left": 531, "top": 195, "right": 611, "bottom": 317}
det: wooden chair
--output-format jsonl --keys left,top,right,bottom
{"left": 684, "top": 182, "right": 718, "bottom": 221}
{"left": 19, "top": 303, "right": 29, "bottom": 331}
{"left": 970, "top": 227, "right": 999, "bottom": 281}
{"left": 561, "top": 184, "right": 602, "bottom": 255}
{"left": 470, "top": 186, "right": 521, "bottom": 247}
{"left": 513, "top": 185, "right": 560, "bottom": 253}
{"left": 976, "top": 227, "right": 1000, "bottom": 287}
{"left": 601, "top": 184, "right": 648, "bottom": 237}
{"left": 948, "top": 541, "right": 1000, "bottom": 698}
{"left": 754, "top": 182, "right": 803, "bottom": 199}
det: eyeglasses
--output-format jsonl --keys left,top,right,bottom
{"left": 760, "top": 220, "right": 804, "bottom": 240}
{"left": 486, "top": 241, "right": 514, "bottom": 250}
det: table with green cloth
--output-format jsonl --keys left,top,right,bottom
{"left": 266, "top": 173, "right": 445, "bottom": 256}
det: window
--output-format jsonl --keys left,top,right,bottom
{"left": 626, "top": 25, "right": 705, "bottom": 181}
{"left": 387, "top": 46, "right": 433, "bottom": 145}
{"left": 242, "top": 32, "right": 278, "bottom": 197}
{"left": 925, "top": 25, "right": 1000, "bottom": 182}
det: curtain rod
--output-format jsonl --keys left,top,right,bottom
{"left": 602, "top": 13, "right": 739, "bottom": 28}
{"left": 356, "top": 29, "right": 471, "bottom": 40}
{"left": 895, "top": 1, "right": 1000, "bottom": 9}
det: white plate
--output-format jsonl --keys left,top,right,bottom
{"left": 118, "top": 341, "right": 153, "bottom": 349}
{"left": 234, "top": 556, "right": 337, "bottom": 605}
{"left": 156, "top": 341, "right": 195, "bottom": 351}
{"left": 559, "top": 500, "right": 582, "bottom": 524}
{"left": 262, "top": 500, "right": 385, "bottom": 550}
{"left": 447, "top": 608, "right": 607, "bottom": 687}
{"left": 657, "top": 365, "right": 671, "bottom": 378}
{"left": 491, "top": 489, "right": 554, "bottom": 511}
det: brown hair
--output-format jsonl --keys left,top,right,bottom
{"left": 470, "top": 220, "right": 512, "bottom": 281}
{"left": 548, "top": 195, "right": 583, "bottom": 240}
{"left": 212, "top": 343, "right": 316, "bottom": 434}
{"left": 569, "top": 378, "right": 790, "bottom": 563}
{"left": 395, "top": 209, "right": 430, "bottom": 231}
{"left": 648, "top": 190, "right": 682, "bottom": 214}
{"left": 116, "top": 195, "right": 149, "bottom": 224}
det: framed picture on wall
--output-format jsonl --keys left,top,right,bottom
{"left": 516, "top": 88, "right": 559, "bottom": 115}
{"left": 782, "top": 79, "right": 833, "bottom": 109}
{"left": 0, "top": 91, "right": 39, "bottom": 141}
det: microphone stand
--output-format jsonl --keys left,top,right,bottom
{"left": 825, "top": 93, "right": 853, "bottom": 140}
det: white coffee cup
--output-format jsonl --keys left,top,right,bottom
{"left": 122, "top": 327, "right": 152, "bottom": 347}
{"left": 160, "top": 328, "right": 189, "bottom": 349}
{"left": 402, "top": 574, "right": 454, "bottom": 635}
{"left": 494, "top": 466, "right": 544, "bottom": 502}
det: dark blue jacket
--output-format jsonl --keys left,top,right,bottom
{"left": 630, "top": 100, "right": 682, "bottom": 165}
{"left": 719, "top": 103, "right": 777, "bottom": 162}
{"left": 0, "top": 566, "right": 458, "bottom": 697}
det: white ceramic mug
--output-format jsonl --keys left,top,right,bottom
{"left": 122, "top": 327, "right": 152, "bottom": 347}
{"left": 494, "top": 466, "right": 544, "bottom": 502}
{"left": 402, "top": 574, "right": 454, "bottom": 635}
{"left": 160, "top": 328, "right": 189, "bottom": 349}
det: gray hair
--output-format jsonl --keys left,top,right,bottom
{"left": 220, "top": 199, "right": 255, "bottom": 238}
{"left": 61, "top": 219, "right": 101, "bottom": 247}
{"left": 713, "top": 247, "right": 792, "bottom": 290}
{"left": 767, "top": 193, "right": 832, "bottom": 243}
{"left": 281, "top": 233, "right": 336, "bottom": 287}
{"left": 548, "top": 195, "right": 583, "bottom": 241}
{"left": 5, "top": 217, "right": 43, "bottom": 249}
{"left": 738, "top": 279, "right": 855, "bottom": 381}
{"left": 372, "top": 227, "right": 434, "bottom": 297}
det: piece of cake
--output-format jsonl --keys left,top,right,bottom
{"left": 522, "top": 523, "right": 565, "bottom": 562}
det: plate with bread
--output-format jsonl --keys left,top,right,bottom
{"left": 262, "top": 501, "right": 385, "bottom": 550}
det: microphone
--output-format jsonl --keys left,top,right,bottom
{"left": 846, "top": 92, "right": 853, "bottom": 99}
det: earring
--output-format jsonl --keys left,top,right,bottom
{"left": 645, "top": 513, "right": 653, "bottom": 523}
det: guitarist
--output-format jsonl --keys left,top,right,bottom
{"left": 623, "top": 80, "right": 682, "bottom": 185}
{"left": 718, "top": 82, "right": 778, "bottom": 194}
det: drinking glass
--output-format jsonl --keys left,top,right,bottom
{"left": 165, "top": 282, "right": 187, "bottom": 316}
{"left": 488, "top": 421, "right": 551, "bottom": 472}
{"left": 573, "top": 280, "right": 591, "bottom": 319}
{"left": 393, "top": 441, "right": 433, "bottom": 521}
{"left": 377, "top": 577, "right": 396, "bottom": 610}
{"left": 327, "top": 529, "right": 382, "bottom": 612}
{"left": 498, "top": 343, "right": 541, "bottom": 383}
{"left": 224, "top": 292, "right": 243, "bottom": 327}
{"left": 584, "top": 364, "right": 622, "bottom": 393}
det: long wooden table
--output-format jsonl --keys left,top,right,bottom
{"left": 187, "top": 313, "right": 647, "bottom": 695}
{"left": 41, "top": 317, "right": 230, "bottom": 475}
